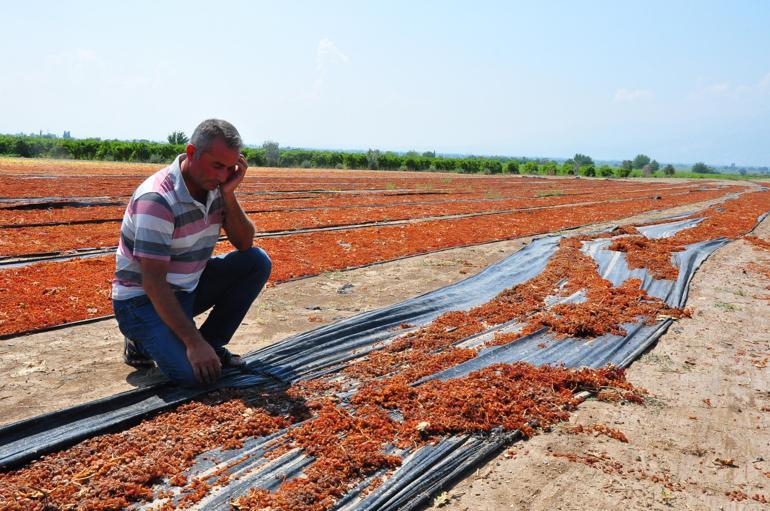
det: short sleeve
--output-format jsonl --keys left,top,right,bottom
{"left": 130, "top": 192, "right": 174, "bottom": 261}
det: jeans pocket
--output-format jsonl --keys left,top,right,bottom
{"left": 113, "top": 296, "right": 155, "bottom": 339}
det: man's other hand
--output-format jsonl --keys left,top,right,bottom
{"left": 187, "top": 340, "right": 222, "bottom": 385}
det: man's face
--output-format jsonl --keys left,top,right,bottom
{"left": 186, "top": 137, "right": 240, "bottom": 193}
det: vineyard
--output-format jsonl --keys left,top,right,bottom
{"left": 1, "top": 157, "right": 769, "bottom": 509}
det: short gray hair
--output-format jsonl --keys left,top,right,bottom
{"left": 190, "top": 119, "right": 242, "bottom": 158}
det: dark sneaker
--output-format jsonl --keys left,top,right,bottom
{"left": 123, "top": 336, "right": 155, "bottom": 368}
{"left": 215, "top": 347, "right": 246, "bottom": 369}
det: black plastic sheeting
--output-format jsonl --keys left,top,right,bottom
{"left": 0, "top": 235, "right": 558, "bottom": 470}
{"left": 0, "top": 213, "right": 752, "bottom": 510}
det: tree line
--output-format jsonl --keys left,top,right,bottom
{"left": 0, "top": 133, "right": 724, "bottom": 178}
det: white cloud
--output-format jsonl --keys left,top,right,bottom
{"left": 316, "top": 38, "right": 350, "bottom": 72}
{"left": 757, "top": 72, "right": 770, "bottom": 91}
{"left": 308, "top": 38, "right": 350, "bottom": 99}
{"left": 48, "top": 49, "right": 105, "bottom": 68}
{"left": 690, "top": 73, "right": 770, "bottom": 100}
{"left": 708, "top": 82, "right": 729, "bottom": 94}
{"left": 47, "top": 49, "right": 106, "bottom": 86}
{"left": 732, "top": 73, "right": 770, "bottom": 95}
{"left": 613, "top": 88, "right": 652, "bottom": 102}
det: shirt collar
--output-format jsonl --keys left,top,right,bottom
{"left": 171, "top": 154, "right": 220, "bottom": 208}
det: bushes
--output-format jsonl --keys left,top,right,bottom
{"left": 244, "top": 147, "right": 266, "bottom": 166}
{"left": 0, "top": 134, "right": 702, "bottom": 180}
{"left": 0, "top": 135, "right": 189, "bottom": 163}
{"left": 559, "top": 161, "right": 575, "bottom": 175}
{"left": 483, "top": 160, "right": 503, "bottom": 174}
{"left": 504, "top": 161, "right": 519, "bottom": 174}
{"left": 13, "top": 138, "right": 33, "bottom": 157}
{"left": 597, "top": 165, "right": 614, "bottom": 177}
{"left": 366, "top": 149, "right": 380, "bottom": 170}
{"left": 692, "top": 162, "right": 713, "bottom": 174}
{"left": 343, "top": 152, "right": 367, "bottom": 169}
{"left": 542, "top": 162, "right": 558, "bottom": 176}
{"left": 615, "top": 166, "right": 632, "bottom": 178}
{"left": 263, "top": 141, "right": 280, "bottom": 166}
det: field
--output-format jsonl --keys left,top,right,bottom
{"left": 1, "top": 157, "right": 769, "bottom": 509}
{"left": 0, "top": 158, "right": 742, "bottom": 338}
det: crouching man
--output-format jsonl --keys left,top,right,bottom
{"left": 112, "top": 119, "right": 271, "bottom": 386}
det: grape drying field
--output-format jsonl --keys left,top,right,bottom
{"left": 1, "top": 157, "right": 769, "bottom": 510}
{"left": 0, "top": 158, "right": 743, "bottom": 338}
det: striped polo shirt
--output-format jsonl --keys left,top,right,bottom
{"left": 112, "top": 155, "right": 224, "bottom": 300}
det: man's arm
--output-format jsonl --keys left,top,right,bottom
{"left": 221, "top": 154, "right": 255, "bottom": 251}
{"left": 140, "top": 257, "right": 221, "bottom": 384}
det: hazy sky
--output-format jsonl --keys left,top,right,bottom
{"left": 2, "top": 1, "right": 769, "bottom": 166}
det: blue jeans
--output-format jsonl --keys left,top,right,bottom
{"left": 113, "top": 247, "right": 272, "bottom": 386}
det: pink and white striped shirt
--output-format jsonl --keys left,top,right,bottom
{"left": 112, "top": 155, "right": 223, "bottom": 300}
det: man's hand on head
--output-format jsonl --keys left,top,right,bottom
{"left": 220, "top": 154, "right": 248, "bottom": 197}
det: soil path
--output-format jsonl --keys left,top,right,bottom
{"left": 428, "top": 216, "right": 770, "bottom": 510}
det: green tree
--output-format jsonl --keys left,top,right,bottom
{"left": 504, "top": 161, "right": 519, "bottom": 174}
{"left": 579, "top": 164, "right": 596, "bottom": 177}
{"left": 597, "top": 165, "right": 614, "bottom": 177}
{"left": 366, "top": 149, "right": 380, "bottom": 170}
{"left": 562, "top": 158, "right": 579, "bottom": 175}
{"left": 649, "top": 159, "right": 660, "bottom": 171}
{"left": 13, "top": 138, "right": 32, "bottom": 157}
{"left": 573, "top": 153, "right": 594, "bottom": 166}
{"left": 542, "top": 162, "right": 558, "bottom": 175}
{"left": 379, "top": 152, "right": 401, "bottom": 170}
{"left": 663, "top": 164, "right": 675, "bottom": 176}
{"left": 632, "top": 154, "right": 651, "bottom": 169}
{"left": 691, "top": 162, "right": 712, "bottom": 173}
{"left": 167, "top": 131, "right": 189, "bottom": 145}
{"left": 263, "top": 141, "right": 280, "bottom": 167}
{"left": 560, "top": 161, "right": 575, "bottom": 175}
{"left": 244, "top": 147, "right": 266, "bottom": 166}
{"left": 483, "top": 160, "right": 503, "bottom": 174}
{"left": 616, "top": 161, "right": 633, "bottom": 178}
{"left": 461, "top": 158, "right": 481, "bottom": 174}
{"left": 343, "top": 152, "right": 367, "bottom": 169}
{"left": 522, "top": 161, "right": 539, "bottom": 174}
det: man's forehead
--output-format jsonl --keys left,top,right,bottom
{"left": 203, "top": 138, "right": 240, "bottom": 165}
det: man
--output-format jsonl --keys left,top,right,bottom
{"left": 112, "top": 119, "right": 271, "bottom": 386}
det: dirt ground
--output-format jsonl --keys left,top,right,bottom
{"left": 1, "top": 192, "right": 768, "bottom": 508}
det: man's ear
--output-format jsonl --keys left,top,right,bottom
{"left": 185, "top": 144, "right": 196, "bottom": 160}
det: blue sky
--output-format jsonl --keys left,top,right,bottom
{"left": 2, "top": 1, "right": 769, "bottom": 166}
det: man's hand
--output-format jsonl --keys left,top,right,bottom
{"left": 141, "top": 257, "right": 224, "bottom": 385}
{"left": 186, "top": 339, "right": 222, "bottom": 385}
{"left": 221, "top": 154, "right": 248, "bottom": 197}
{"left": 221, "top": 153, "right": 255, "bottom": 251}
